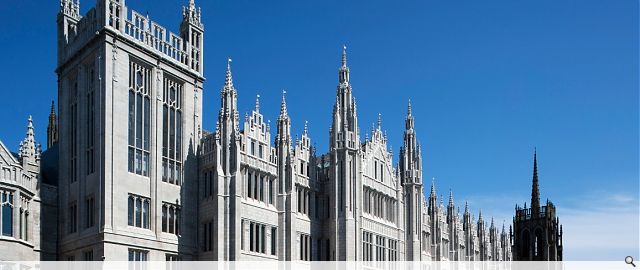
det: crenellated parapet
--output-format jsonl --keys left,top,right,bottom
{"left": 57, "top": 0, "right": 204, "bottom": 75}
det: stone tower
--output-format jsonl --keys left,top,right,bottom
{"left": 275, "top": 92, "right": 295, "bottom": 260}
{"left": 214, "top": 60, "right": 242, "bottom": 260}
{"left": 400, "top": 101, "right": 424, "bottom": 260}
{"left": 512, "top": 151, "right": 563, "bottom": 261}
{"left": 56, "top": 0, "right": 204, "bottom": 260}
{"left": 328, "top": 46, "right": 361, "bottom": 260}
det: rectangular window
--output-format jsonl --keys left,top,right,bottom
{"left": 249, "top": 222, "right": 254, "bottom": 252}
{"left": 128, "top": 61, "right": 151, "bottom": 177}
{"left": 271, "top": 227, "right": 277, "bottom": 255}
{"left": 70, "top": 79, "right": 78, "bottom": 183}
{"left": 143, "top": 200, "right": 149, "bottom": 228}
{"left": 388, "top": 239, "right": 398, "bottom": 261}
{"left": 259, "top": 176, "right": 264, "bottom": 201}
{"left": 268, "top": 179, "right": 274, "bottom": 204}
{"left": 18, "top": 209, "right": 22, "bottom": 239}
{"left": 374, "top": 160, "right": 377, "bottom": 180}
{"left": 202, "top": 221, "right": 213, "bottom": 251}
{"left": 299, "top": 233, "right": 311, "bottom": 261}
{"left": 162, "top": 203, "right": 181, "bottom": 235}
{"left": 162, "top": 205, "right": 167, "bottom": 232}
{"left": 128, "top": 194, "right": 150, "bottom": 229}
{"left": 128, "top": 249, "right": 149, "bottom": 261}
{"left": 166, "top": 254, "right": 180, "bottom": 261}
{"left": 86, "top": 67, "right": 95, "bottom": 175}
{"left": 86, "top": 196, "right": 95, "bottom": 228}
{"left": 247, "top": 221, "right": 270, "bottom": 255}
{"left": 375, "top": 235, "right": 386, "bottom": 261}
{"left": 68, "top": 202, "right": 77, "bottom": 234}
{"left": 246, "top": 171, "right": 252, "bottom": 199}
{"left": 162, "top": 76, "right": 183, "bottom": 185}
{"left": 166, "top": 253, "right": 180, "bottom": 270}
{"left": 362, "top": 231, "right": 373, "bottom": 261}
{"left": 83, "top": 250, "right": 94, "bottom": 261}
{"left": 253, "top": 173, "right": 258, "bottom": 200}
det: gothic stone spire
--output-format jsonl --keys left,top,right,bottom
{"left": 279, "top": 90, "right": 288, "bottom": 119}
{"left": 531, "top": 148, "right": 541, "bottom": 217}
{"left": 277, "top": 90, "right": 292, "bottom": 144}
{"left": 182, "top": 0, "right": 203, "bottom": 29}
{"left": 218, "top": 59, "right": 240, "bottom": 138}
{"left": 20, "top": 116, "right": 41, "bottom": 164}
{"left": 339, "top": 45, "right": 350, "bottom": 84}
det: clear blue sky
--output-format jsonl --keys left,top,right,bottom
{"left": 0, "top": 0, "right": 637, "bottom": 261}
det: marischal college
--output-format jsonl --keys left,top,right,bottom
{"left": 0, "top": 0, "right": 564, "bottom": 262}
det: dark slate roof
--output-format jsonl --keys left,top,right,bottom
{"left": 40, "top": 143, "right": 59, "bottom": 186}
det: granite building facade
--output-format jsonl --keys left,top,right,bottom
{"left": 0, "top": 0, "right": 518, "bottom": 261}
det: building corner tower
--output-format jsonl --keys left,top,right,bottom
{"left": 56, "top": 0, "right": 204, "bottom": 260}
{"left": 329, "top": 46, "right": 361, "bottom": 260}
{"left": 400, "top": 101, "right": 424, "bottom": 261}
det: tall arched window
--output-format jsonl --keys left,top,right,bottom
{"left": 535, "top": 228, "right": 544, "bottom": 258}
{"left": 1, "top": 192, "right": 14, "bottom": 237}
{"left": 521, "top": 230, "right": 530, "bottom": 260}
{"left": 128, "top": 61, "right": 151, "bottom": 177}
{"left": 162, "top": 78, "right": 183, "bottom": 186}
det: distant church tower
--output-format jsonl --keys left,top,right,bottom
{"left": 512, "top": 151, "right": 563, "bottom": 261}
{"left": 47, "top": 101, "right": 58, "bottom": 148}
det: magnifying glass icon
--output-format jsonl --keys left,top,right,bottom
{"left": 626, "top": 256, "right": 636, "bottom": 267}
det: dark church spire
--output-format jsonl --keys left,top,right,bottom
{"left": 47, "top": 100, "right": 58, "bottom": 148}
{"left": 531, "top": 148, "right": 541, "bottom": 217}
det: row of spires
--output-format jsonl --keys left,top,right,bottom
{"left": 218, "top": 46, "right": 540, "bottom": 237}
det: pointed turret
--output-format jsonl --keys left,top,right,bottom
{"left": 430, "top": 179, "right": 436, "bottom": 197}
{"left": 400, "top": 100, "right": 421, "bottom": 184}
{"left": 400, "top": 100, "right": 424, "bottom": 260}
{"left": 280, "top": 90, "right": 288, "bottom": 119}
{"left": 19, "top": 116, "right": 41, "bottom": 170}
{"left": 331, "top": 45, "right": 358, "bottom": 150}
{"left": 181, "top": 0, "right": 204, "bottom": 72}
{"left": 276, "top": 90, "right": 292, "bottom": 191}
{"left": 47, "top": 101, "right": 59, "bottom": 148}
{"left": 276, "top": 90, "right": 292, "bottom": 144}
{"left": 216, "top": 59, "right": 241, "bottom": 175}
{"left": 303, "top": 120, "right": 308, "bottom": 136}
{"left": 255, "top": 94, "right": 260, "bottom": 113}
{"left": 447, "top": 189, "right": 455, "bottom": 223}
{"left": 428, "top": 178, "right": 438, "bottom": 215}
{"left": 182, "top": 0, "right": 203, "bottom": 29}
{"left": 531, "top": 149, "right": 541, "bottom": 217}
{"left": 448, "top": 189, "right": 454, "bottom": 208}
{"left": 218, "top": 59, "right": 239, "bottom": 131}
{"left": 339, "top": 45, "right": 349, "bottom": 84}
